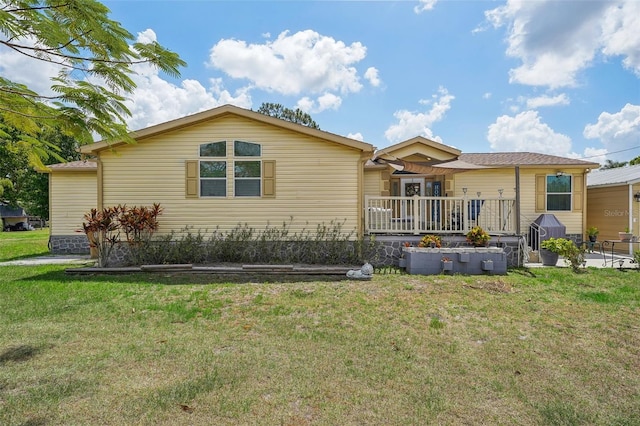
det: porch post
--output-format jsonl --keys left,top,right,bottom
{"left": 364, "top": 195, "right": 370, "bottom": 234}
{"left": 413, "top": 195, "right": 420, "bottom": 234}
{"left": 515, "top": 166, "right": 521, "bottom": 235}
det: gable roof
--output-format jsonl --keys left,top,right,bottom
{"left": 587, "top": 164, "right": 640, "bottom": 187}
{"left": 80, "top": 104, "right": 375, "bottom": 155}
{"left": 375, "top": 136, "right": 461, "bottom": 159}
{"left": 459, "top": 152, "right": 599, "bottom": 168}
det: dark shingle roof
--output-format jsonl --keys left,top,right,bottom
{"left": 0, "top": 203, "right": 27, "bottom": 218}
{"left": 459, "top": 152, "right": 599, "bottom": 167}
{"left": 48, "top": 160, "right": 97, "bottom": 170}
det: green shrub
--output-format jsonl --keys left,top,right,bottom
{"left": 541, "top": 238, "right": 585, "bottom": 272}
{"left": 125, "top": 219, "right": 378, "bottom": 266}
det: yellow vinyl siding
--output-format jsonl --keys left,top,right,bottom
{"left": 383, "top": 144, "right": 457, "bottom": 162}
{"left": 452, "top": 170, "right": 517, "bottom": 200}
{"left": 364, "top": 169, "right": 381, "bottom": 196}
{"left": 49, "top": 171, "right": 97, "bottom": 235}
{"left": 98, "top": 115, "right": 363, "bottom": 237}
{"left": 453, "top": 168, "right": 587, "bottom": 235}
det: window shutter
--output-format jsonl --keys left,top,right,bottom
{"left": 185, "top": 160, "right": 198, "bottom": 198}
{"left": 572, "top": 174, "right": 583, "bottom": 212}
{"left": 445, "top": 178, "right": 453, "bottom": 193}
{"left": 262, "top": 160, "right": 276, "bottom": 198}
{"left": 535, "top": 174, "right": 546, "bottom": 212}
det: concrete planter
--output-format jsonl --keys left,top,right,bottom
{"left": 441, "top": 260, "right": 454, "bottom": 271}
{"left": 619, "top": 232, "right": 633, "bottom": 242}
{"left": 403, "top": 247, "right": 507, "bottom": 275}
{"left": 481, "top": 260, "right": 494, "bottom": 271}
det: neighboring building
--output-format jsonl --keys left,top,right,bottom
{"left": 46, "top": 104, "right": 599, "bottom": 265}
{"left": 587, "top": 165, "right": 640, "bottom": 252}
{"left": 1, "top": 203, "right": 29, "bottom": 231}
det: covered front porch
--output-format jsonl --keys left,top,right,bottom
{"left": 365, "top": 195, "right": 518, "bottom": 235}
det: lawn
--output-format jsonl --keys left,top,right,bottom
{"left": 0, "top": 235, "right": 639, "bottom": 425}
{"left": 0, "top": 228, "right": 50, "bottom": 261}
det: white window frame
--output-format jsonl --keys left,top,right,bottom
{"left": 546, "top": 174, "right": 572, "bottom": 211}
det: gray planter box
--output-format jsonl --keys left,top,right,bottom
{"left": 482, "top": 260, "right": 494, "bottom": 271}
{"left": 442, "top": 260, "right": 454, "bottom": 271}
{"left": 403, "top": 247, "right": 507, "bottom": 275}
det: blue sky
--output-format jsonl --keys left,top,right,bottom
{"left": 3, "top": 0, "right": 639, "bottom": 164}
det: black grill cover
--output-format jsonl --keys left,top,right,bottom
{"left": 529, "top": 214, "right": 566, "bottom": 250}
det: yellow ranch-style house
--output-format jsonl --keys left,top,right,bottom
{"left": 45, "top": 104, "right": 598, "bottom": 266}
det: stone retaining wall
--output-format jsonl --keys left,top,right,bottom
{"left": 49, "top": 235, "right": 91, "bottom": 255}
{"left": 370, "top": 235, "right": 525, "bottom": 268}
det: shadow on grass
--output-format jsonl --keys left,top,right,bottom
{"left": 508, "top": 267, "right": 537, "bottom": 278}
{"left": 21, "top": 268, "right": 351, "bottom": 285}
{"left": 18, "top": 418, "right": 48, "bottom": 426}
{"left": 0, "top": 344, "right": 41, "bottom": 364}
{"left": 0, "top": 250, "right": 51, "bottom": 263}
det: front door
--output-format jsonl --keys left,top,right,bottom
{"left": 402, "top": 178, "right": 424, "bottom": 197}
{"left": 401, "top": 178, "right": 424, "bottom": 219}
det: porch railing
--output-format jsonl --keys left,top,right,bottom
{"left": 365, "top": 195, "right": 517, "bottom": 235}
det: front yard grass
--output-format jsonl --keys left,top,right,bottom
{"left": 0, "top": 229, "right": 49, "bottom": 261}
{"left": 1, "top": 263, "right": 639, "bottom": 425}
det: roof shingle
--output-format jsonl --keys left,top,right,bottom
{"left": 459, "top": 152, "right": 599, "bottom": 167}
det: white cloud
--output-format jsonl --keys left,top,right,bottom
{"left": 584, "top": 103, "right": 640, "bottom": 161}
{"left": 487, "top": 110, "right": 572, "bottom": 156}
{"left": 0, "top": 37, "right": 62, "bottom": 96}
{"left": 364, "top": 67, "right": 381, "bottom": 87}
{"left": 348, "top": 132, "right": 364, "bottom": 141}
{"left": 415, "top": 0, "right": 438, "bottom": 14}
{"left": 580, "top": 147, "right": 608, "bottom": 166}
{"left": 525, "top": 94, "right": 570, "bottom": 109}
{"left": 316, "top": 93, "right": 342, "bottom": 111}
{"left": 136, "top": 29, "right": 157, "bottom": 44}
{"left": 384, "top": 87, "right": 454, "bottom": 143}
{"left": 103, "top": 28, "right": 255, "bottom": 130}
{"left": 124, "top": 63, "right": 252, "bottom": 130}
{"left": 208, "top": 30, "right": 367, "bottom": 98}
{"left": 484, "top": 0, "right": 640, "bottom": 88}
{"left": 601, "top": 1, "right": 640, "bottom": 76}
{"left": 0, "top": 29, "right": 245, "bottom": 133}
{"left": 296, "top": 93, "right": 342, "bottom": 113}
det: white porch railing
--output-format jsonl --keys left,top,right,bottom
{"left": 365, "top": 195, "right": 517, "bottom": 235}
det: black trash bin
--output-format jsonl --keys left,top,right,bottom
{"left": 529, "top": 214, "right": 566, "bottom": 251}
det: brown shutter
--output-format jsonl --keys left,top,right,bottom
{"left": 572, "top": 174, "right": 583, "bottom": 212}
{"left": 535, "top": 174, "right": 546, "bottom": 212}
{"left": 185, "top": 160, "right": 198, "bottom": 198}
{"left": 445, "top": 178, "right": 453, "bottom": 193}
{"left": 262, "top": 160, "right": 276, "bottom": 198}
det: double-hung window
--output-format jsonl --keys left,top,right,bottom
{"left": 192, "top": 140, "right": 267, "bottom": 198}
{"left": 546, "top": 174, "right": 571, "bottom": 211}
{"left": 199, "top": 141, "right": 227, "bottom": 197}
{"left": 234, "top": 141, "right": 261, "bottom": 197}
